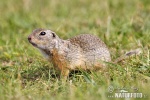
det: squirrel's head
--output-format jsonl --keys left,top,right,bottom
{"left": 28, "top": 29, "right": 59, "bottom": 50}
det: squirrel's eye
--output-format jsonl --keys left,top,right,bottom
{"left": 40, "top": 32, "right": 46, "bottom": 35}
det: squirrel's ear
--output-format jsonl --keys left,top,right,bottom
{"left": 52, "top": 32, "right": 56, "bottom": 38}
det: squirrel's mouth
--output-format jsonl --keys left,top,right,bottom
{"left": 31, "top": 42, "right": 37, "bottom": 47}
{"left": 29, "top": 41, "right": 37, "bottom": 47}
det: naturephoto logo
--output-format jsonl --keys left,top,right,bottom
{"left": 107, "top": 85, "right": 147, "bottom": 98}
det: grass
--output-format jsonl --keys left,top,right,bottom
{"left": 0, "top": 0, "right": 150, "bottom": 100}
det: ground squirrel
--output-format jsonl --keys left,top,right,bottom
{"left": 28, "top": 29, "right": 141, "bottom": 79}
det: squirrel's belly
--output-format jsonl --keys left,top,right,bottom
{"left": 68, "top": 56, "right": 107, "bottom": 70}
{"left": 65, "top": 47, "right": 111, "bottom": 70}
{"left": 70, "top": 60, "right": 106, "bottom": 70}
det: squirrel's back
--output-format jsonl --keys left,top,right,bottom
{"left": 68, "top": 34, "right": 111, "bottom": 65}
{"left": 69, "top": 34, "right": 107, "bottom": 51}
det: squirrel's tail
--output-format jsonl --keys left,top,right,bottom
{"left": 114, "top": 48, "right": 142, "bottom": 63}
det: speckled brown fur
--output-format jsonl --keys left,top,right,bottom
{"left": 28, "top": 29, "right": 111, "bottom": 79}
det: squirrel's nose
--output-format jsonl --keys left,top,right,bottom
{"left": 28, "top": 36, "right": 32, "bottom": 41}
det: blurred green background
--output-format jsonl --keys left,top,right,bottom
{"left": 0, "top": 0, "right": 150, "bottom": 100}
